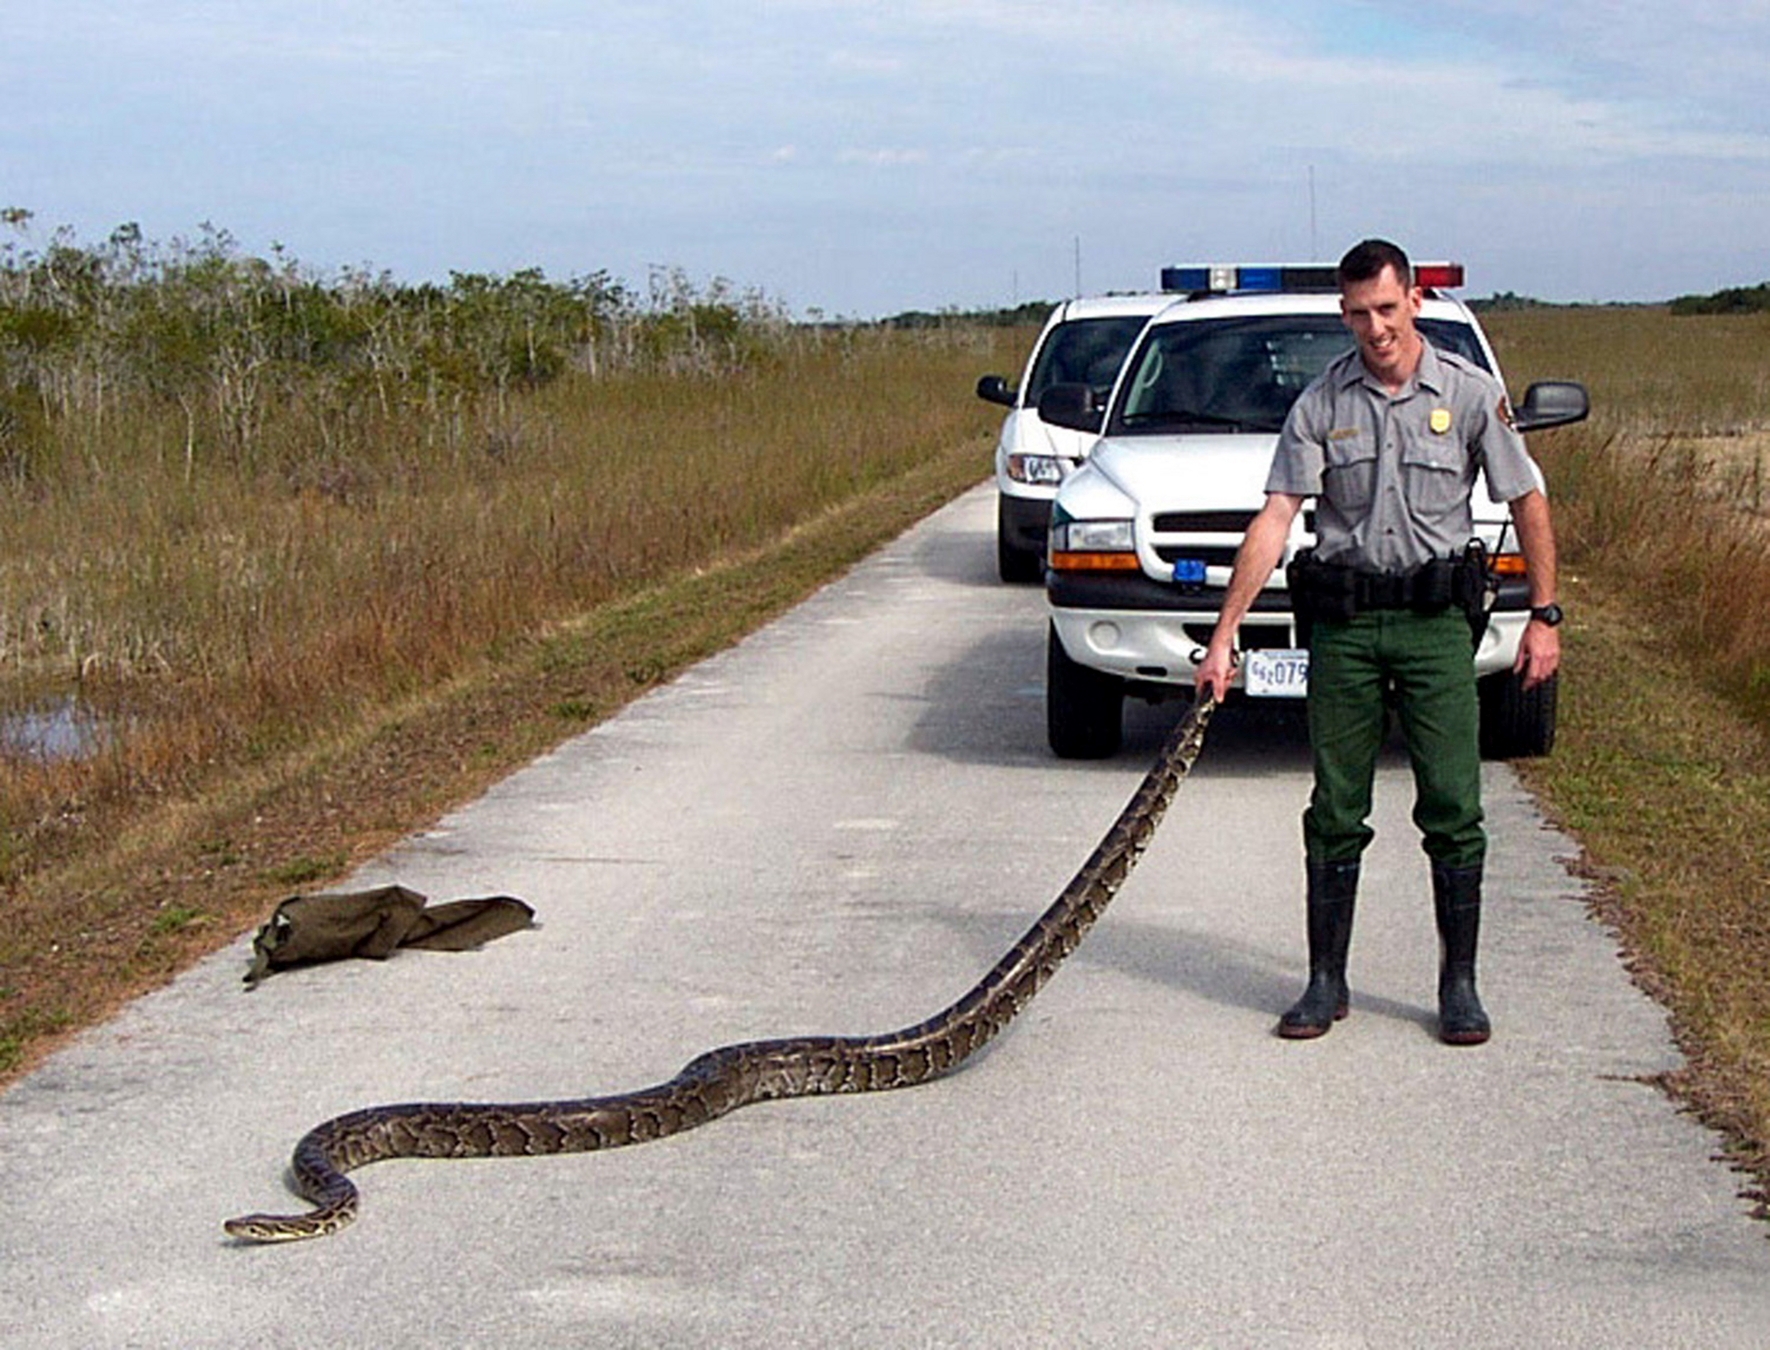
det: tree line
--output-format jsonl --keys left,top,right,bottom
{"left": 1668, "top": 281, "right": 1770, "bottom": 316}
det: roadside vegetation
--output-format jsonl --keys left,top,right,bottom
{"left": 0, "top": 216, "right": 1022, "bottom": 1077}
{"left": 1484, "top": 305, "right": 1770, "bottom": 1218}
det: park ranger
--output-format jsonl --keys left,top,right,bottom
{"left": 1196, "top": 237, "right": 1562, "bottom": 1046}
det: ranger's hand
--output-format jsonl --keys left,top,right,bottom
{"left": 1515, "top": 619, "right": 1560, "bottom": 690}
{"left": 1196, "top": 636, "right": 1239, "bottom": 704}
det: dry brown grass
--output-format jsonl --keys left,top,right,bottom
{"left": 1486, "top": 308, "right": 1770, "bottom": 726}
{"left": 0, "top": 322, "right": 1031, "bottom": 1080}
{"left": 1486, "top": 305, "right": 1770, "bottom": 1217}
{"left": 1, "top": 326, "right": 1013, "bottom": 874}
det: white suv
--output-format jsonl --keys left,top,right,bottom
{"left": 976, "top": 294, "right": 1171, "bottom": 582}
{"left": 1039, "top": 263, "right": 1589, "bottom": 759}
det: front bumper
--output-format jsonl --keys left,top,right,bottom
{"left": 1048, "top": 574, "right": 1533, "bottom": 692}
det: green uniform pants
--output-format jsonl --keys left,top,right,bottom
{"left": 1303, "top": 608, "right": 1485, "bottom": 869}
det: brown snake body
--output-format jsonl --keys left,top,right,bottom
{"left": 225, "top": 696, "right": 1214, "bottom": 1242}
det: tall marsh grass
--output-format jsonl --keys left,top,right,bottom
{"left": 0, "top": 221, "right": 1025, "bottom": 884}
{"left": 1484, "top": 307, "right": 1770, "bottom": 724}
{"left": 1487, "top": 305, "right": 1770, "bottom": 1200}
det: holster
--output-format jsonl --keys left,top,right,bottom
{"left": 1287, "top": 550, "right": 1356, "bottom": 648}
{"left": 1453, "top": 538, "right": 1498, "bottom": 649}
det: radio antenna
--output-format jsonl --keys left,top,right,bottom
{"left": 1309, "top": 166, "right": 1319, "bottom": 261}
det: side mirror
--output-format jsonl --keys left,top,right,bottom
{"left": 1036, "top": 382, "right": 1104, "bottom": 434}
{"left": 1513, "top": 381, "right": 1589, "bottom": 434}
{"left": 975, "top": 374, "right": 1016, "bottom": 408}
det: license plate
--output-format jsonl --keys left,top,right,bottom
{"left": 1243, "top": 648, "right": 1309, "bottom": 698}
{"left": 1172, "top": 558, "right": 1207, "bottom": 586}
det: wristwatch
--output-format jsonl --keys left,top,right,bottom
{"left": 1529, "top": 603, "right": 1565, "bottom": 627}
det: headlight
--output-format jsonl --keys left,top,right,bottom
{"left": 1053, "top": 519, "right": 1135, "bottom": 552}
{"left": 1048, "top": 518, "right": 1141, "bottom": 572}
{"left": 1006, "top": 453, "right": 1066, "bottom": 485}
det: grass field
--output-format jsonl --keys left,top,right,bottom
{"left": 1, "top": 321, "right": 1017, "bottom": 876}
{"left": 1484, "top": 306, "right": 1770, "bottom": 1218}
{"left": 0, "top": 304, "right": 1026, "bottom": 1080}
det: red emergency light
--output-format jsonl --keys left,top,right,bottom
{"left": 1414, "top": 262, "right": 1465, "bottom": 290}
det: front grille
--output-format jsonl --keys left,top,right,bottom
{"left": 1151, "top": 510, "right": 1256, "bottom": 533}
{"left": 1149, "top": 508, "right": 1318, "bottom": 534}
{"left": 1153, "top": 544, "right": 1241, "bottom": 567}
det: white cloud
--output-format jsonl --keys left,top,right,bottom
{"left": 825, "top": 47, "right": 904, "bottom": 76}
{"left": 836, "top": 148, "right": 931, "bottom": 168}
{"left": 4, "top": 0, "right": 1767, "bottom": 314}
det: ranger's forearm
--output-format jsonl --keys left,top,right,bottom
{"left": 1211, "top": 497, "right": 1301, "bottom": 643}
{"left": 1510, "top": 489, "right": 1558, "bottom": 605}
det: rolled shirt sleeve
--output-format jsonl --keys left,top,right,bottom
{"left": 1266, "top": 382, "right": 1330, "bottom": 498}
{"left": 1471, "top": 385, "right": 1546, "bottom": 503}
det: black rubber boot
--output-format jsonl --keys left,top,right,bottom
{"left": 1278, "top": 859, "right": 1359, "bottom": 1040}
{"left": 1433, "top": 861, "right": 1491, "bottom": 1046}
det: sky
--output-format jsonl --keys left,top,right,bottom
{"left": 4, "top": 0, "right": 1769, "bottom": 318}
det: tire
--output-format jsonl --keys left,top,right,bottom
{"left": 1478, "top": 669, "right": 1557, "bottom": 759}
{"left": 997, "top": 500, "right": 1043, "bottom": 584}
{"left": 1047, "top": 622, "right": 1124, "bottom": 758}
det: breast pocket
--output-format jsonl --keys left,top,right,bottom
{"left": 1322, "top": 435, "right": 1378, "bottom": 512}
{"left": 1400, "top": 441, "right": 1469, "bottom": 516}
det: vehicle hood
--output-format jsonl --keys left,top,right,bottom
{"left": 1000, "top": 408, "right": 1100, "bottom": 461}
{"left": 1085, "top": 432, "right": 1277, "bottom": 510}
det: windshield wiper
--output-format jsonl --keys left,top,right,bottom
{"left": 1119, "top": 409, "right": 1267, "bottom": 432}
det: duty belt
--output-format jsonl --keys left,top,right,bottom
{"left": 1286, "top": 544, "right": 1495, "bottom": 646}
{"left": 1351, "top": 567, "right": 1447, "bottom": 610}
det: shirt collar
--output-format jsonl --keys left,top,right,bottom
{"left": 1337, "top": 337, "right": 1446, "bottom": 398}
{"left": 1413, "top": 341, "right": 1447, "bottom": 394}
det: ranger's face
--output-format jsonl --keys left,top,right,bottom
{"left": 1341, "top": 265, "right": 1424, "bottom": 387}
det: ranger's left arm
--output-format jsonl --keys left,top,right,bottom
{"left": 1510, "top": 488, "right": 1560, "bottom": 690}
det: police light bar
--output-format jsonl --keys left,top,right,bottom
{"left": 1161, "top": 262, "right": 1465, "bottom": 293}
{"left": 1161, "top": 264, "right": 1337, "bottom": 293}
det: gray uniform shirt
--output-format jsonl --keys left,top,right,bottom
{"left": 1265, "top": 341, "right": 1544, "bottom": 573}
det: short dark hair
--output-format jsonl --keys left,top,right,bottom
{"left": 1337, "top": 239, "right": 1412, "bottom": 288}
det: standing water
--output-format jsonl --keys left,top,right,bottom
{"left": 0, "top": 694, "right": 115, "bottom": 762}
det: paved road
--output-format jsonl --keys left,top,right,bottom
{"left": 3, "top": 485, "right": 1767, "bottom": 1348}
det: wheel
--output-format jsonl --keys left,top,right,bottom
{"left": 997, "top": 533, "right": 1042, "bottom": 583}
{"left": 1478, "top": 669, "right": 1557, "bottom": 759}
{"left": 1047, "top": 621, "right": 1124, "bottom": 758}
{"left": 997, "top": 500, "right": 1043, "bottom": 584}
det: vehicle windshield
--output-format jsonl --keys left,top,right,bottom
{"left": 1025, "top": 315, "right": 1151, "bottom": 405}
{"left": 1111, "top": 314, "right": 1488, "bottom": 434}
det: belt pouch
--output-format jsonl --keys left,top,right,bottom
{"left": 1287, "top": 550, "right": 1359, "bottom": 628}
{"left": 1412, "top": 558, "right": 1456, "bottom": 610}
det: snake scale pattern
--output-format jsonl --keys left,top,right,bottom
{"left": 225, "top": 696, "right": 1214, "bottom": 1242}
